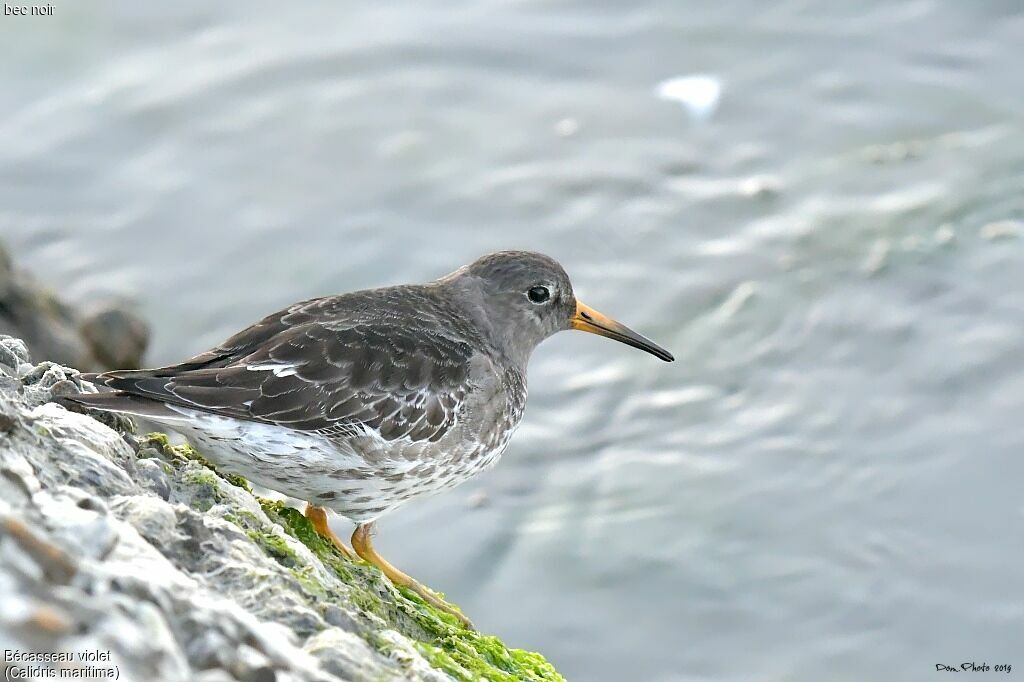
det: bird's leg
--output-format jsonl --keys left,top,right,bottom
{"left": 351, "top": 522, "right": 474, "bottom": 630}
{"left": 304, "top": 503, "right": 357, "bottom": 560}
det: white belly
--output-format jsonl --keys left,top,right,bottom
{"left": 158, "top": 407, "right": 507, "bottom": 523}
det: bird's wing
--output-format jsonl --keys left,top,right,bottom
{"left": 93, "top": 321, "right": 480, "bottom": 444}
{"left": 145, "top": 295, "right": 339, "bottom": 372}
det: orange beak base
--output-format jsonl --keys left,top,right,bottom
{"left": 571, "top": 301, "right": 674, "bottom": 362}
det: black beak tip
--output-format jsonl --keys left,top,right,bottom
{"left": 654, "top": 348, "right": 675, "bottom": 362}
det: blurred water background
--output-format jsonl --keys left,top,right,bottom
{"left": 2, "top": 2, "right": 1023, "bottom": 680}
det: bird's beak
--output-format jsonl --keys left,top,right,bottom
{"left": 571, "top": 300, "right": 675, "bottom": 362}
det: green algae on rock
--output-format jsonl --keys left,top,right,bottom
{"left": 259, "top": 500, "right": 566, "bottom": 682}
{"left": 0, "top": 335, "right": 564, "bottom": 681}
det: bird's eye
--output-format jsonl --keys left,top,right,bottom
{"left": 527, "top": 286, "right": 551, "bottom": 304}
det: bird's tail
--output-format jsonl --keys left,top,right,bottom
{"left": 60, "top": 391, "right": 190, "bottom": 422}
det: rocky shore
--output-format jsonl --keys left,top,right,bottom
{"left": 0, "top": 336, "right": 564, "bottom": 682}
{"left": 0, "top": 242, "right": 150, "bottom": 372}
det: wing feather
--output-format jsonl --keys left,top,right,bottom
{"left": 94, "top": 318, "right": 479, "bottom": 444}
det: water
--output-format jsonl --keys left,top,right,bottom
{"left": 3, "top": 2, "right": 1023, "bottom": 679}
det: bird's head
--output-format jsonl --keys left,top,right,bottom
{"left": 443, "top": 251, "right": 674, "bottom": 366}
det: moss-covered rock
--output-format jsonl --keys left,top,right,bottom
{"left": 0, "top": 335, "right": 564, "bottom": 682}
{"left": 141, "top": 433, "right": 564, "bottom": 681}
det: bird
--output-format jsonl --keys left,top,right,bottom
{"left": 65, "top": 251, "right": 673, "bottom": 627}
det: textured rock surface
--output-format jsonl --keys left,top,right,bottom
{"left": 0, "top": 336, "right": 564, "bottom": 682}
{"left": 0, "top": 242, "right": 150, "bottom": 371}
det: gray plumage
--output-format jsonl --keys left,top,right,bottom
{"left": 67, "top": 251, "right": 671, "bottom": 522}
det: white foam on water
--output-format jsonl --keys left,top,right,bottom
{"left": 655, "top": 74, "right": 723, "bottom": 120}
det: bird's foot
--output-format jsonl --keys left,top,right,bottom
{"left": 352, "top": 522, "right": 474, "bottom": 630}
{"left": 398, "top": 577, "right": 475, "bottom": 630}
{"left": 304, "top": 503, "right": 357, "bottom": 560}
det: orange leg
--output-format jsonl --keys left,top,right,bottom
{"left": 352, "top": 522, "right": 474, "bottom": 630}
{"left": 304, "top": 503, "right": 356, "bottom": 560}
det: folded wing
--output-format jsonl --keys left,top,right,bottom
{"left": 91, "top": 320, "right": 478, "bottom": 444}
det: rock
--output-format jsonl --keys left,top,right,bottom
{"left": 79, "top": 304, "right": 151, "bottom": 370}
{"left": 0, "top": 336, "right": 29, "bottom": 373}
{"left": 304, "top": 628, "right": 390, "bottom": 681}
{"left": 0, "top": 241, "right": 150, "bottom": 371}
{"left": 0, "top": 334, "right": 564, "bottom": 682}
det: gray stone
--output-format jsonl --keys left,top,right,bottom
{"left": 0, "top": 336, "right": 30, "bottom": 372}
{"left": 0, "top": 244, "right": 150, "bottom": 371}
{"left": 305, "top": 628, "right": 392, "bottom": 681}
{"left": 79, "top": 305, "right": 151, "bottom": 370}
{"left": 134, "top": 458, "right": 173, "bottom": 500}
{"left": 0, "top": 336, "right": 565, "bottom": 682}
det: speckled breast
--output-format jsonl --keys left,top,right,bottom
{"left": 311, "top": 366, "right": 528, "bottom": 522}
{"left": 169, "top": 367, "right": 529, "bottom": 524}
{"left": 412, "top": 366, "right": 527, "bottom": 491}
